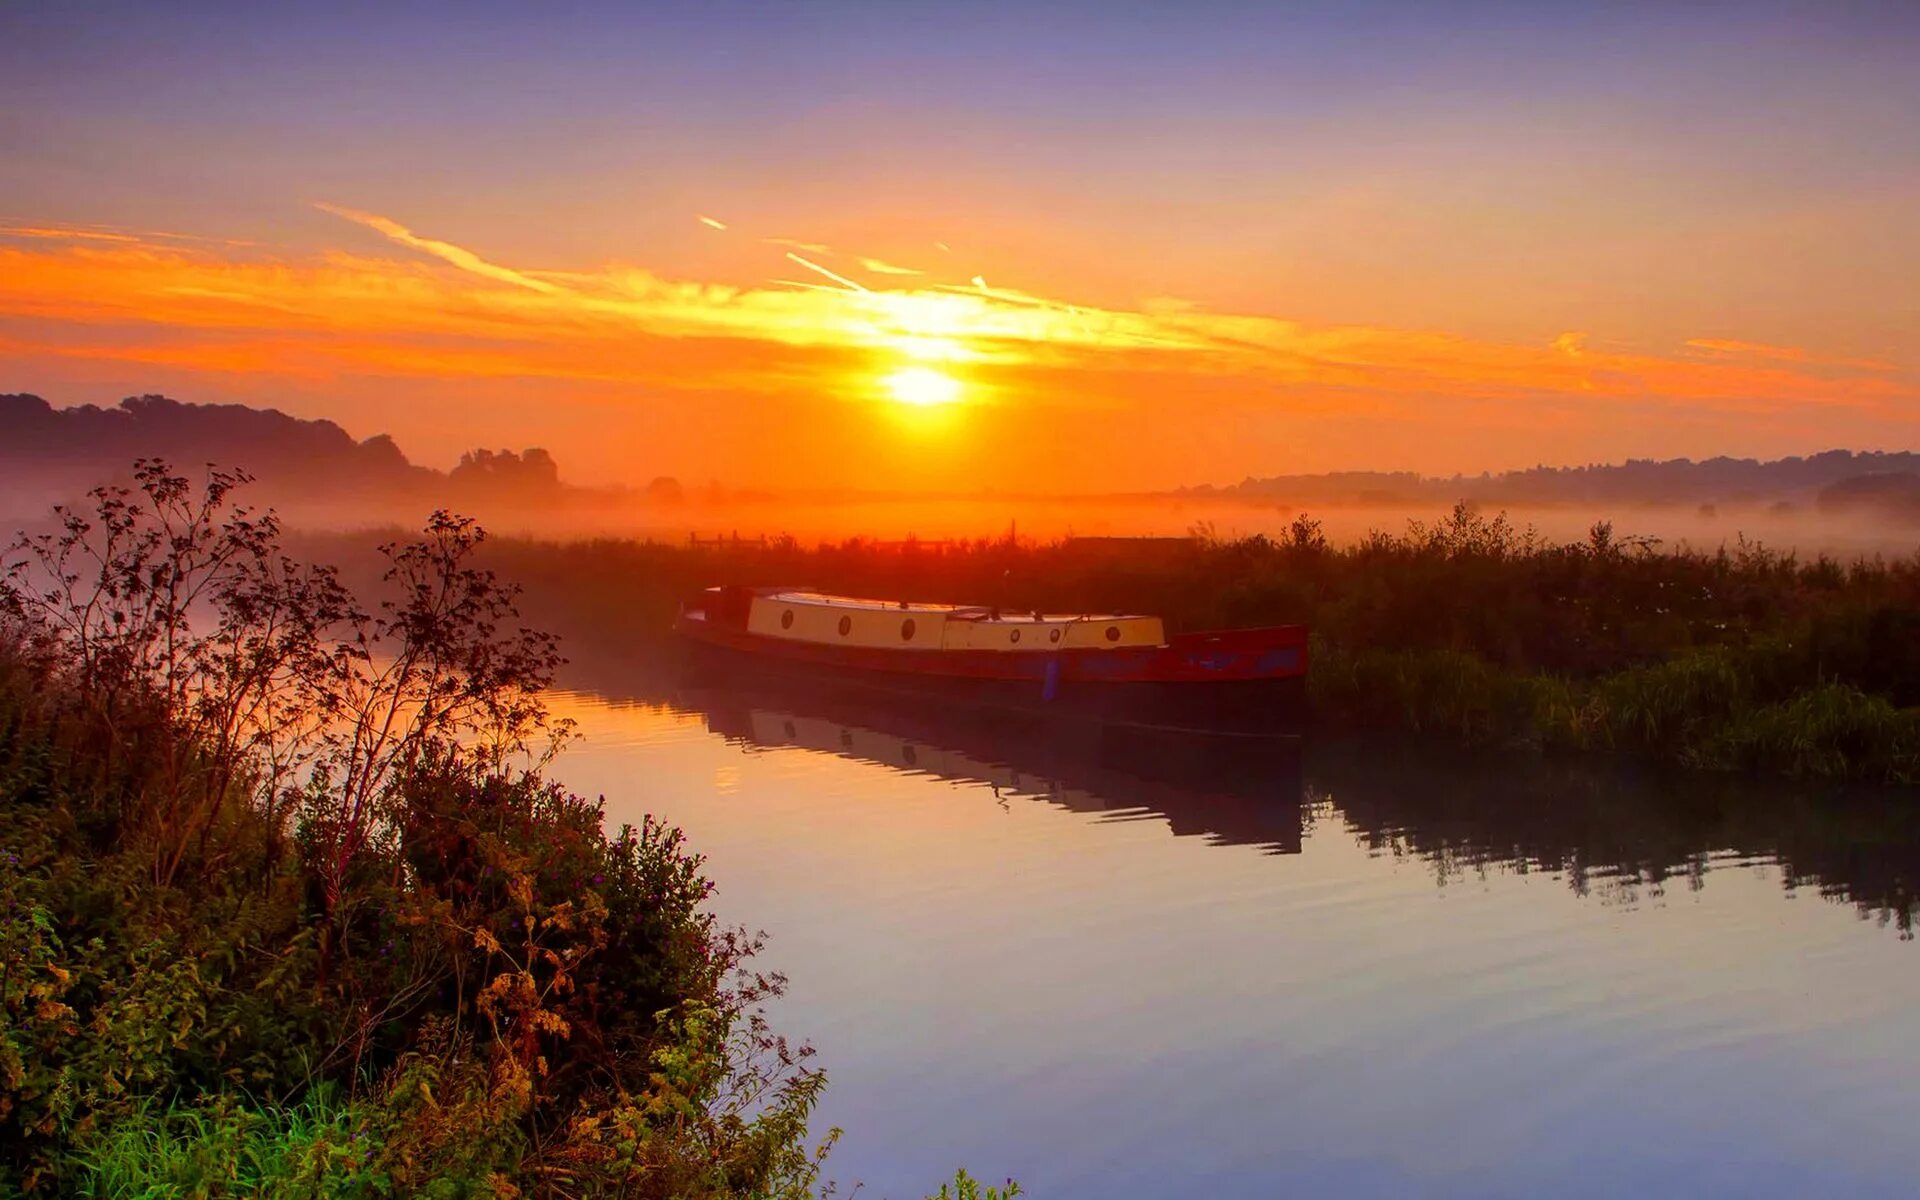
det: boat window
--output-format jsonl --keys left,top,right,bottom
{"left": 1105, "top": 625, "right": 1121, "bottom": 642}
{"left": 901, "top": 618, "right": 916, "bottom": 641}
{"left": 780, "top": 609, "right": 794, "bottom": 630}
{"left": 1049, "top": 627, "right": 1062, "bottom": 643}
{"left": 1009, "top": 628, "right": 1021, "bottom": 644}
{"left": 838, "top": 615, "right": 852, "bottom": 636}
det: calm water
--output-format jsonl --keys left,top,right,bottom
{"left": 545, "top": 669, "right": 1920, "bottom": 1199}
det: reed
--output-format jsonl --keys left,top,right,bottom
{"left": 361, "top": 503, "right": 1920, "bottom": 783}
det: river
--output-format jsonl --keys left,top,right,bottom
{"left": 542, "top": 670, "right": 1920, "bottom": 1199}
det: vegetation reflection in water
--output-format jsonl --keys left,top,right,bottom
{"left": 543, "top": 667, "right": 1920, "bottom": 1198}
{"left": 568, "top": 665, "right": 1920, "bottom": 942}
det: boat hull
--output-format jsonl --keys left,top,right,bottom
{"left": 674, "top": 609, "right": 1307, "bottom": 735}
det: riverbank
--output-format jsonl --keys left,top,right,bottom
{"left": 0, "top": 465, "right": 1012, "bottom": 1198}
{"left": 346, "top": 505, "right": 1920, "bottom": 784}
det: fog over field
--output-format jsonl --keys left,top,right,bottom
{"left": 556, "top": 493, "right": 1920, "bottom": 561}
{"left": 4, "top": 392, "right": 1917, "bottom": 559}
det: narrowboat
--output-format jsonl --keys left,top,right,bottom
{"left": 673, "top": 586, "right": 1308, "bottom": 735}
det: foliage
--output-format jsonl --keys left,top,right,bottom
{"left": 0, "top": 463, "right": 963, "bottom": 1196}
{"left": 922, "top": 1169, "right": 1022, "bottom": 1200}
{"left": 72, "top": 1089, "right": 385, "bottom": 1200}
{"left": 382, "top": 500, "right": 1920, "bottom": 782}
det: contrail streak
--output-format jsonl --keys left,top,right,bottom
{"left": 784, "top": 251, "right": 868, "bottom": 293}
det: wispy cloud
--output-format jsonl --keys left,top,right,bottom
{"left": 0, "top": 222, "right": 255, "bottom": 247}
{"left": 858, "top": 256, "right": 922, "bottom": 276}
{"left": 1684, "top": 338, "right": 1896, "bottom": 373}
{"left": 314, "top": 203, "right": 560, "bottom": 294}
{"left": 763, "top": 237, "right": 833, "bottom": 254}
{"left": 0, "top": 214, "right": 1911, "bottom": 427}
{"left": 0, "top": 225, "right": 143, "bottom": 244}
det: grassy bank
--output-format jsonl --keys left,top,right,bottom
{"left": 1, "top": 464, "right": 1012, "bottom": 1198}
{"left": 373, "top": 505, "right": 1920, "bottom": 784}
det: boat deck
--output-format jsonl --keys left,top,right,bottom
{"left": 761, "top": 589, "right": 1143, "bottom": 623}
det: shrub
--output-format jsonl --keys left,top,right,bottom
{"left": 0, "top": 463, "right": 862, "bottom": 1196}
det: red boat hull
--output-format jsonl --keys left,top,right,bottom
{"left": 673, "top": 607, "right": 1308, "bottom": 734}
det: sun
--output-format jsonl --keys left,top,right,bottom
{"left": 883, "top": 365, "right": 962, "bottom": 407}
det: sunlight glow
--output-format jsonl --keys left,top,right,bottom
{"left": 884, "top": 366, "right": 963, "bottom": 407}
{"left": 2, "top": 216, "right": 1909, "bottom": 441}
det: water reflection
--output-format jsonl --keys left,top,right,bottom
{"left": 570, "top": 653, "right": 1919, "bottom": 939}
{"left": 1313, "top": 741, "right": 1919, "bottom": 939}
{"left": 551, "top": 655, "right": 1920, "bottom": 1199}
{"left": 688, "top": 680, "right": 1305, "bottom": 854}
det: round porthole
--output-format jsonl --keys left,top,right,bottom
{"left": 837, "top": 615, "right": 852, "bottom": 636}
{"left": 901, "top": 618, "right": 917, "bottom": 640}
{"left": 780, "top": 609, "right": 794, "bottom": 630}
{"left": 1049, "top": 627, "right": 1062, "bottom": 643}
{"left": 1010, "top": 628, "right": 1022, "bottom": 644}
{"left": 1105, "top": 625, "right": 1121, "bottom": 642}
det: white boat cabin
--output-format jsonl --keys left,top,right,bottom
{"left": 746, "top": 589, "right": 1166, "bottom": 652}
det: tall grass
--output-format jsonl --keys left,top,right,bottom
{"left": 77, "top": 1090, "right": 381, "bottom": 1200}
{"left": 343, "top": 503, "right": 1920, "bottom": 783}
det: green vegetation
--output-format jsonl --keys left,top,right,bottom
{"left": 401, "top": 505, "right": 1920, "bottom": 784}
{"left": 0, "top": 463, "right": 1000, "bottom": 1197}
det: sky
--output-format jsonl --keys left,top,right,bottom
{"left": 2, "top": 1, "right": 1916, "bottom": 492}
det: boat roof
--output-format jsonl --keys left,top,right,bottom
{"left": 755, "top": 588, "right": 1148, "bottom": 621}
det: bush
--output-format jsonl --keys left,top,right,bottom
{"left": 0, "top": 464, "right": 870, "bottom": 1196}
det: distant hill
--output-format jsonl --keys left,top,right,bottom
{"left": 1198, "top": 451, "right": 1920, "bottom": 510}
{"left": 8, "top": 392, "right": 1919, "bottom": 533}
{"left": 1818, "top": 472, "right": 1920, "bottom": 520}
{"left": 1, "top": 392, "right": 430, "bottom": 494}
{"left": 0, "top": 393, "right": 592, "bottom": 523}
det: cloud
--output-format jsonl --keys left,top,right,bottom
{"left": 857, "top": 256, "right": 922, "bottom": 276}
{"left": 0, "top": 223, "right": 255, "bottom": 247}
{"left": 1684, "top": 338, "right": 1895, "bottom": 373}
{"left": 0, "top": 225, "right": 143, "bottom": 244}
{"left": 0, "top": 213, "right": 1912, "bottom": 431}
{"left": 313, "top": 203, "right": 560, "bottom": 294}
{"left": 763, "top": 237, "right": 833, "bottom": 254}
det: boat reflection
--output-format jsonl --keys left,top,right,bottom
{"left": 558, "top": 650, "right": 1917, "bottom": 938}
{"left": 680, "top": 676, "right": 1305, "bottom": 853}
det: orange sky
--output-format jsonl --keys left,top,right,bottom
{"left": 3, "top": 6, "right": 1916, "bottom": 491}
{"left": 2, "top": 210, "right": 1913, "bottom": 491}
